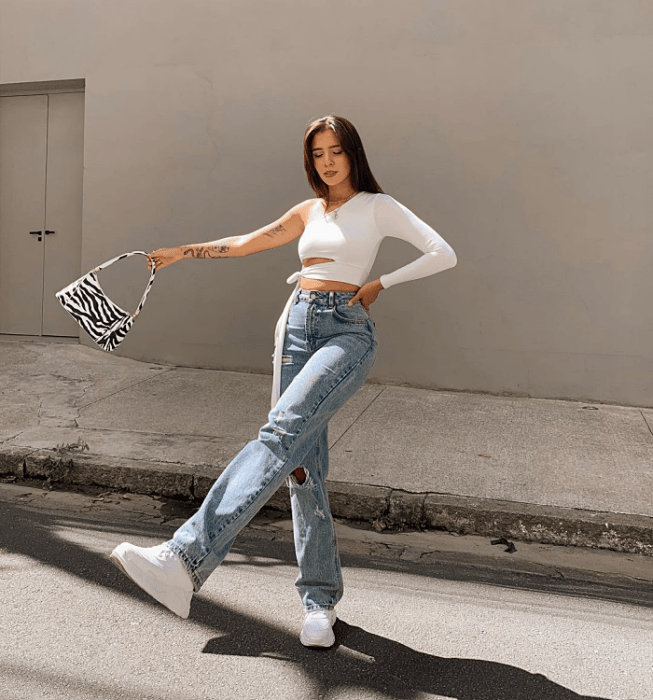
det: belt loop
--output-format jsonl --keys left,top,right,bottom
{"left": 329, "top": 291, "right": 335, "bottom": 307}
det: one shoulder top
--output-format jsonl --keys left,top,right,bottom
{"left": 271, "top": 191, "right": 457, "bottom": 406}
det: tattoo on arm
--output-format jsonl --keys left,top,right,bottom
{"left": 264, "top": 224, "right": 286, "bottom": 239}
{"left": 182, "top": 238, "right": 235, "bottom": 259}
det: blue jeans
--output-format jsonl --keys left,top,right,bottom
{"left": 168, "top": 289, "right": 378, "bottom": 611}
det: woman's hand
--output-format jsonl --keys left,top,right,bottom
{"left": 147, "top": 247, "right": 183, "bottom": 271}
{"left": 349, "top": 279, "right": 384, "bottom": 311}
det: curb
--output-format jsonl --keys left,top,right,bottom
{"left": 2, "top": 446, "right": 653, "bottom": 556}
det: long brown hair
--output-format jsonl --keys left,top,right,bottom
{"left": 303, "top": 115, "right": 384, "bottom": 199}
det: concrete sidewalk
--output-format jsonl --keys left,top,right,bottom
{"left": 2, "top": 336, "right": 653, "bottom": 555}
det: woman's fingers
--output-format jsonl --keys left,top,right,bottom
{"left": 349, "top": 280, "right": 382, "bottom": 310}
{"left": 147, "top": 247, "right": 179, "bottom": 271}
{"left": 349, "top": 290, "right": 370, "bottom": 311}
{"left": 147, "top": 252, "right": 160, "bottom": 271}
{"left": 348, "top": 289, "right": 363, "bottom": 307}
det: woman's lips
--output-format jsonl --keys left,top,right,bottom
{"left": 324, "top": 171, "right": 337, "bottom": 177}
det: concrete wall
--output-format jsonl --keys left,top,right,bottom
{"left": 1, "top": 1, "right": 651, "bottom": 406}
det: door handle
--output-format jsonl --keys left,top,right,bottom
{"left": 30, "top": 231, "right": 43, "bottom": 242}
{"left": 45, "top": 230, "right": 55, "bottom": 235}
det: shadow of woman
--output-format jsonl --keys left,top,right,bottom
{"left": 202, "top": 617, "right": 611, "bottom": 700}
{"left": 0, "top": 499, "right": 614, "bottom": 700}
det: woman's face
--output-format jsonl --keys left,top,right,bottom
{"left": 311, "top": 129, "right": 352, "bottom": 190}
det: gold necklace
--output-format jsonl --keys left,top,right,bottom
{"left": 326, "top": 191, "right": 357, "bottom": 219}
{"left": 328, "top": 192, "right": 357, "bottom": 205}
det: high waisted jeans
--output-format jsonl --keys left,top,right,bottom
{"left": 168, "top": 289, "right": 378, "bottom": 611}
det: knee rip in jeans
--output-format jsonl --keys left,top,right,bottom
{"left": 281, "top": 355, "right": 292, "bottom": 365}
{"left": 288, "top": 467, "right": 316, "bottom": 489}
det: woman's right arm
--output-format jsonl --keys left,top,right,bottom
{"left": 148, "top": 200, "right": 313, "bottom": 270}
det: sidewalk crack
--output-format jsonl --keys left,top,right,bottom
{"left": 329, "top": 386, "right": 387, "bottom": 451}
{"left": 0, "top": 430, "right": 29, "bottom": 446}
{"left": 76, "top": 368, "right": 176, "bottom": 410}
{"left": 640, "top": 410, "right": 653, "bottom": 439}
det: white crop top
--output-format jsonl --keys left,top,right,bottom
{"left": 271, "top": 191, "right": 457, "bottom": 406}
{"left": 297, "top": 192, "right": 456, "bottom": 289}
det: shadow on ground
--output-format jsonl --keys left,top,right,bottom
{"left": 0, "top": 499, "right": 620, "bottom": 700}
{"left": 203, "top": 615, "right": 600, "bottom": 700}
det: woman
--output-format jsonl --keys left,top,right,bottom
{"left": 110, "top": 115, "right": 457, "bottom": 648}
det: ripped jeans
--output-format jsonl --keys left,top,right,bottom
{"left": 168, "top": 289, "right": 378, "bottom": 611}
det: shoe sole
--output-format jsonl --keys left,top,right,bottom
{"left": 300, "top": 630, "right": 335, "bottom": 648}
{"left": 109, "top": 549, "right": 189, "bottom": 619}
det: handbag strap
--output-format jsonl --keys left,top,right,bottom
{"left": 92, "top": 251, "right": 156, "bottom": 318}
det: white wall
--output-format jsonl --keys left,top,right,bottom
{"left": 1, "top": 0, "right": 651, "bottom": 406}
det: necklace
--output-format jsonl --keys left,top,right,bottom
{"left": 326, "top": 191, "right": 357, "bottom": 219}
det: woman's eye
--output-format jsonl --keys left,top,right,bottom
{"left": 313, "top": 150, "right": 341, "bottom": 158}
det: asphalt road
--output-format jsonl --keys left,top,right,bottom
{"left": 1, "top": 482, "right": 652, "bottom": 700}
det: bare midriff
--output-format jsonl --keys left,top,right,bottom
{"left": 299, "top": 257, "right": 360, "bottom": 292}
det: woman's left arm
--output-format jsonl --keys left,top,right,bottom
{"left": 350, "top": 194, "right": 456, "bottom": 309}
{"left": 376, "top": 194, "right": 457, "bottom": 287}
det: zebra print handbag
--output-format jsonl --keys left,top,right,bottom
{"left": 55, "top": 251, "right": 156, "bottom": 351}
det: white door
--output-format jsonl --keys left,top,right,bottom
{"left": 0, "top": 92, "right": 84, "bottom": 336}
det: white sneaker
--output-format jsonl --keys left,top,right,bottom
{"left": 110, "top": 542, "right": 193, "bottom": 619}
{"left": 300, "top": 609, "right": 337, "bottom": 648}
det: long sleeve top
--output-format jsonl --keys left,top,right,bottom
{"left": 271, "top": 192, "right": 456, "bottom": 406}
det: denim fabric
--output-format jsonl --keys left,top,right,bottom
{"left": 168, "top": 289, "right": 378, "bottom": 611}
